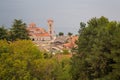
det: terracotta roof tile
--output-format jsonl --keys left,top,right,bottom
{"left": 34, "top": 33, "right": 50, "bottom": 37}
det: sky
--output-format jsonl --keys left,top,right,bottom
{"left": 0, "top": 0, "right": 120, "bottom": 34}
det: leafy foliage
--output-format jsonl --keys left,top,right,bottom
{"left": 59, "top": 32, "right": 64, "bottom": 36}
{"left": 0, "top": 26, "right": 8, "bottom": 40}
{"left": 10, "top": 19, "right": 29, "bottom": 41}
{"left": 71, "top": 16, "right": 120, "bottom": 80}
{"left": 0, "top": 40, "right": 71, "bottom": 80}
{"left": 0, "top": 40, "right": 43, "bottom": 80}
{"left": 0, "top": 19, "right": 30, "bottom": 41}
{"left": 62, "top": 49, "right": 70, "bottom": 55}
{"left": 68, "top": 32, "right": 73, "bottom": 36}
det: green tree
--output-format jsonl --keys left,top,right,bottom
{"left": 52, "top": 55, "right": 71, "bottom": 80}
{"left": 59, "top": 32, "right": 64, "bottom": 36}
{"left": 10, "top": 19, "right": 29, "bottom": 41}
{"left": 0, "top": 40, "right": 71, "bottom": 80}
{"left": 62, "top": 49, "right": 70, "bottom": 55}
{"left": 0, "top": 26, "right": 8, "bottom": 40}
{"left": 0, "top": 40, "right": 43, "bottom": 80}
{"left": 71, "top": 16, "right": 120, "bottom": 80}
{"left": 68, "top": 32, "right": 73, "bottom": 37}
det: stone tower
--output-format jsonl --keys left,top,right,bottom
{"left": 48, "top": 19, "right": 54, "bottom": 39}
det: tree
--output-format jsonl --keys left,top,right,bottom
{"left": 71, "top": 16, "right": 120, "bottom": 80}
{"left": 0, "top": 40, "right": 71, "bottom": 80}
{"left": 0, "top": 26, "right": 8, "bottom": 40}
{"left": 10, "top": 19, "right": 29, "bottom": 41}
{"left": 68, "top": 32, "right": 73, "bottom": 37}
{"left": 62, "top": 49, "right": 70, "bottom": 55}
{"left": 78, "top": 22, "right": 86, "bottom": 34}
{"left": 0, "top": 40, "right": 44, "bottom": 80}
{"left": 59, "top": 32, "right": 64, "bottom": 36}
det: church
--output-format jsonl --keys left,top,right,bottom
{"left": 27, "top": 19, "right": 55, "bottom": 41}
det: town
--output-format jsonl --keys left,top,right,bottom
{"left": 27, "top": 19, "right": 78, "bottom": 54}
{"left": 0, "top": 16, "right": 120, "bottom": 80}
{"left": 0, "top": 0, "right": 120, "bottom": 79}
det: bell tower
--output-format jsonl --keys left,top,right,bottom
{"left": 48, "top": 19, "right": 54, "bottom": 39}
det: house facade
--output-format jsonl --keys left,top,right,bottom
{"left": 27, "top": 22, "right": 51, "bottom": 41}
{"left": 63, "top": 36, "right": 78, "bottom": 49}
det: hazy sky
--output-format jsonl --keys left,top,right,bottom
{"left": 0, "top": 0, "right": 120, "bottom": 34}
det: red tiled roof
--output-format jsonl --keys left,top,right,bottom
{"left": 63, "top": 36, "right": 78, "bottom": 48}
{"left": 63, "top": 43, "right": 74, "bottom": 48}
{"left": 33, "top": 33, "right": 50, "bottom": 37}
{"left": 27, "top": 23, "right": 50, "bottom": 37}
{"left": 27, "top": 27, "right": 45, "bottom": 32}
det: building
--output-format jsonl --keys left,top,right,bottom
{"left": 54, "top": 36, "right": 69, "bottom": 45}
{"left": 27, "top": 22, "right": 51, "bottom": 41}
{"left": 48, "top": 19, "right": 54, "bottom": 39}
{"left": 63, "top": 35, "right": 78, "bottom": 49}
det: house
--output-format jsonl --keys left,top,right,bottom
{"left": 27, "top": 22, "right": 51, "bottom": 41}
{"left": 54, "top": 36, "right": 69, "bottom": 45}
{"left": 63, "top": 35, "right": 78, "bottom": 49}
